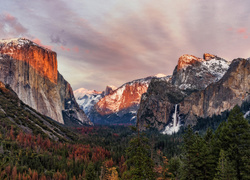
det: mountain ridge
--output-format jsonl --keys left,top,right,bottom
{"left": 75, "top": 75, "right": 170, "bottom": 125}
{"left": 137, "top": 53, "right": 250, "bottom": 133}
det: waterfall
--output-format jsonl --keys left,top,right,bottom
{"left": 162, "top": 104, "right": 181, "bottom": 135}
{"left": 173, "top": 104, "right": 177, "bottom": 127}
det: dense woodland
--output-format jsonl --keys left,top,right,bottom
{"left": 0, "top": 85, "right": 249, "bottom": 179}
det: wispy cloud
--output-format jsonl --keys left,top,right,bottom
{"left": 33, "top": 38, "right": 53, "bottom": 50}
{"left": 0, "top": 13, "right": 28, "bottom": 38}
{"left": 1, "top": 0, "right": 250, "bottom": 90}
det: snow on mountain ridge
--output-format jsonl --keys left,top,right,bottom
{"left": 173, "top": 54, "right": 230, "bottom": 91}
{"left": 74, "top": 88, "right": 102, "bottom": 100}
{"left": 200, "top": 58, "right": 229, "bottom": 81}
{"left": 0, "top": 38, "right": 52, "bottom": 52}
{"left": 155, "top": 73, "right": 167, "bottom": 78}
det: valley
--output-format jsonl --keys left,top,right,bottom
{"left": 0, "top": 38, "right": 249, "bottom": 179}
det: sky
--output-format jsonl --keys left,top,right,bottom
{"left": 0, "top": 0, "right": 250, "bottom": 91}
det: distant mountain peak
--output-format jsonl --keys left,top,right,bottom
{"left": 203, "top": 53, "right": 216, "bottom": 60}
{"left": 154, "top": 73, "right": 167, "bottom": 78}
{"left": 177, "top": 53, "right": 227, "bottom": 71}
{"left": 0, "top": 37, "right": 52, "bottom": 52}
{"left": 74, "top": 88, "right": 102, "bottom": 99}
{"left": 105, "top": 85, "right": 117, "bottom": 96}
{"left": 177, "top": 54, "right": 203, "bottom": 71}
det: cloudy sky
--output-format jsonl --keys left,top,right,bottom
{"left": 1, "top": 0, "right": 250, "bottom": 90}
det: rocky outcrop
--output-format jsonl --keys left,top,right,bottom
{"left": 96, "top": 82, "right": 149, "bottom": 116}
{"left": 177, "top": 54, "right": 204, "bottom": 71}
{"left": 137, "top": 54, "right": 249, "bottom": 132}
{"left": 179, "top": 58, "right": 250, "bottom": 125}
{"left": 74, "top": 88, "right": 104, "bottom": 118}
{"left": 137, "top": 78, "right": 185, "bottom": 131}
{"left": 92, "top": 78, "right": 151, "bottom": 124}
{"left": 0, "top": 38, "right": 91, "bottom": 125}
{"left": 104, "top": 85, "right": 117, "bottom": 96}
{"left": 0, "top": 38, "right": 57, "bottom": 83}
{"left": 172, "top": 54, "right": 229, "bottom": 91}
{"left": 203, "top": 53, "right": 215, "bottom": 60}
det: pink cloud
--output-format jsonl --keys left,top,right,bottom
{"left": 4, "top": 13, "right": 15, "bottom": 21}
{"left": 60, "top": 45, "right": 70, "bottom": 51}
{"left": 237, "top": 28, "right": 247, "bottom": 34}
{"left": 33, "top": 38, "right": 53, "bottom": 50}
{"left": 0, "top": 13, "right": 28, "bottom": 38}
{"left": 73, "top": 46, "right": 79, "bottom": 53}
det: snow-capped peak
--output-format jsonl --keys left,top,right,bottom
{"left": 154, "top": 73, "right": 167, "bottom": 78}
{"left": 74, "top": 88, "right": 104, "bottom": 116}
{"left": 106, "top": 85, "right": 117, "bottom": 90}
{"left": 0, "top": 38, "right": 52, "bottom": 52}
{"left": 74, "top": 88, "right": 102, "bottom": 100}
{"left": 174, "top": 53, "right": 230, "bottom": 91}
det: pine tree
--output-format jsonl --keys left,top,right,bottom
{"left": 214, "top": 105, "right": 250, "bottom": 180}
{"left": 168, "top": 156, "right": 181, "bottom": 179}
{"left": 180, "top": 126, "right": 201, "bottom": 179}
{"left": 124, "top": 126, "right": 155, "bottom": 180}
{"left": 181, "top": 127, "right": 216, "bottom": 180}
{"left": 202, "top": 128, "right": 217, "bottom": 179}
{"left": 213, "top": 150, "right": 236, "bottom": 180}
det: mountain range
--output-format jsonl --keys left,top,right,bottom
{"left": 0, "top": 38, "right": 249, "bottom": 134}
{"left": 74, "top": 75, "right": 169, "bottom": 125}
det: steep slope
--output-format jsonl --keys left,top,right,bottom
{"left": 93, "top": 77, "right": 151, "bottom": 124}
{"left": 137, "top": 53, "right": 234, "bottom": 132}
{"left": 76, "top": 75, "right": 170, "bottom": 125}
{"left": 0, "top": 81, "right": 78, "bottom": 141}
{"left": 179, "top": 58, "right": 250, "bottom": 125}
{"left": 74, "top": 88, "right": 104, "bottom": 117}
{"left": 172, "top": 54, "right": 229, "bottom": 90}
{"left": 0, "top": 38, "right": 91, "bottom": 125}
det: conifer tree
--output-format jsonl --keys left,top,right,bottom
{"left": 181, "top": 127, "right": 216, "bottom": 180}
{"left": 124, "top": 126, "right": 155, "bottom": 180}
{"left": 214, "top": 105, "right": 250, "bottom": 180}
{"left": 180, "top": 126, "right": 200, "bottom": 180}
{"left": 213, "top": 150, "right": 236, "bottom": 180}
{"left": 168, "top": 156, "right": 181, "bottom": 179}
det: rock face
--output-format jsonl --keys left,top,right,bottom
{"left": 90, "top": 77, "right": 152, "bottom": 125}
{"left": 172, "top": 54, "right": 229, "bottom": 91}
{"left": 137, "top": 54, "right": 249, "bottom": 132}
{"left": 75, "top": 76, "right": 170, "bottom": 125}
{"left": 0, "top": 38, "right": 91, "bottom": 125}
{"left": 104, "top": 85, "right": 117, "bottom": 96}
{"left": 0, "top": 38, "right": 57, "bottom": 83}
{"left": 96, "top": 82, "right": 149, "bottom": 116}
{"left": 74, "top": 88, "right": 104, "bottom": 117}
{"left": 177, "top": 54, "right": 204, "bottom": 71}
{"left": 137, "top": 78, "right": 184, "bottom": 131}
{"left": 179, "top": 58, "right": 250, "bottom": 125}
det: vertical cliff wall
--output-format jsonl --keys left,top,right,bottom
{"left": 137, "top": 54, "right": 249, "bottom": 131}
{"left": 0, "top": 38, "right": 91, "bottom": 125}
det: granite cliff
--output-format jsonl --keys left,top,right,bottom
{"left": 137, "top": 54, "right": 249, "bottom": 133}
{"left": 0, "top": 38, "right": 91, "bottom": 125}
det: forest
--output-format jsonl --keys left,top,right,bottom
{"left": 0, "top": 84, "right": 249, "bottom": 179}
{"left": 0, "top": 105, "right": 249, "bottom": 179}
